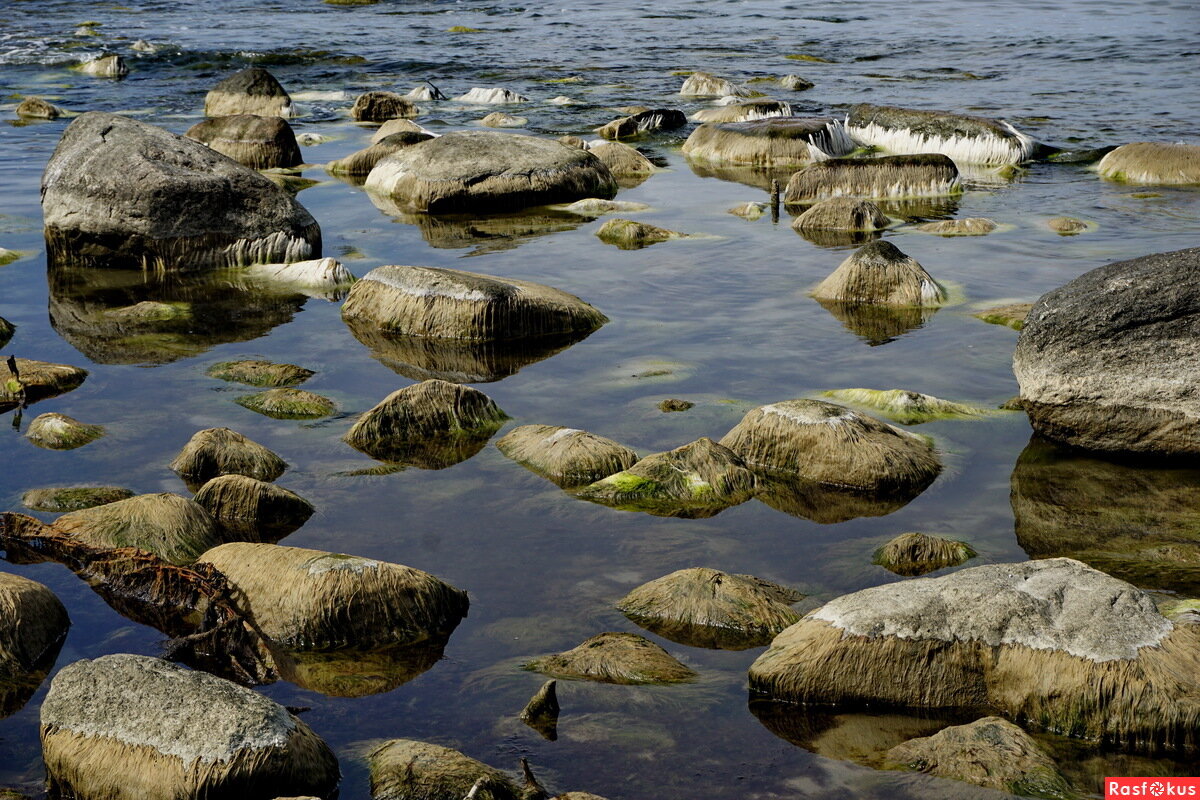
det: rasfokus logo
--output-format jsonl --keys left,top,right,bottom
{"left": 1107, "top": 778, "right": 1200, "bottom": 797}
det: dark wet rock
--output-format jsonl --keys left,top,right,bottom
{"left": 1044, "top": 145, "right": 1118, "bottom": 164}
{"left": 480, "top": 112, "right": 527, "bottom": 128}
{"left": 520, "top": 680, "right": 560, "bottom": 740}
{"left": 453, "top": 87, "right": 529, "bottom": 104}
{"left": 617, "top": 567, "right": 803, "bottom": 650}
{"left": 914, "top": 217, "right": 996, "bottom": 236}
{"left": 41, "top": 654, "right": 339, "bottom": 800}
{"left": 595, "top": 109, "right": 686, "bottom": 140}
{"left": 749, "top": 558, "right": 1200, "bottom": 751}
{"left": 16, "top": 97, "right": 62, "bottom": 120}
{"left": 812, "top": 241, "right": 946, "bottom": 307}
{"left": 973, "top": 303, "right": 1032, "bottom": 330}
{"left": 595, "top": 218, "right": 688, "bottom": 249}
{"left": 193, "top": 474, "right": 314, "bottom": 542}
{"left": 207, "top": 360, "right": 314, "bottom": 387}
{"left": 1047, "top": 216, "right": 1088, "bottom": 234}
{"left": 197, "top": 542, "right": 469, "bottom": 650}
{"left": 205, "top": 67, "right": 293, "bottom": 118}
{"left": 719, "top": 398, "right": 941, "bottom": 494}
{"left": 184, "top": 114, "right": 302, "bottom": 169}
{"left": 369, "top": 739, "right": 523, "bottom": 800}
{"left": 77, "top": 54, "right": 127, "bottom": 78}
{"left": 658, "top": 398, "right": 693, "bottom": 412}
{"left": 525, "top": 632, "right": 696, "bottom": 685}
{"left": 584, "top": 140, "right": 655, "bottom": 179}
{"left": 780, "top": 74, "right": 814, "bottom": 91}
{"left": 846, "top": 104, "right": 1036, "bottom": 166}
{"left": 1014, "top": 247, "right": 1200, "bottom": 455}
{"left": 820, "top": 388, "right": 987, "bottom": 424}
{"left": 52, "top": 492, "right": 219, "bottom": 565}
{"left": 784, "top": 154, "right": 962, "bottom": 203}
{"left": 691, "top": 100, "right": 792, "bottom": 124}
{"left": 792, "top": 198, "right": 890, "bottom": 233}
{"left": 884, "top": 717, "right": 1076, "bottom": 799}
{"left": 350, "top": 91, "right": 418, "bottom": 122}
{"left": 873, "top": 532, "right": 977, "bottom": 576}
{"left": 25, "top": 413, "right": 104, "bottom": 450}
{"left": 0, "top": 358, "right": 88, "bottom": 412}
{"left": 42, "top": 113, "right": 319, "bottom": 269}
{"left": 682, "top": 117, "right": 854, "bottom": 166}
{"left": 679, "top": 71, "right": 749, "bottom": 98}
{"left": 1097, "top": 142, "right": 1200, "bottom": 185}
{"left": 365, "top": 131, "right": 617, "bottom": 214}
{"left": 21, "top": 486, "right": 134, "bottom": 512}
{"left": 169, "top": 427, "right": 288, "bottom": 486}
{"left": 236, "top": 387, "right": 336, "bottom": 419}
{"left": 0, "top": 572, "right": 69, "bottom": 719}
{"left": 497, "top": 425, "right": 637, "bottom": 488}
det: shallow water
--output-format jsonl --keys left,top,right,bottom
{"left": 2, "top": 0, "right": 1200, "bottom": 797}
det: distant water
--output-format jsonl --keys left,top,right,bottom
{"left": 1, "top": 1, "right": 1199, "bottom": 798}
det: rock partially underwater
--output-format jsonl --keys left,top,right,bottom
{"left": 170, "top": 427, "right": 288, "bottom": 486}
{"left": 1097, "top": 142, "right": 1200, "bottom": 185}
{"left": 24, "top": 413, "right": 104, "bottom": 450}
{"left": 682, "top": 117, "right": 854, "bottom": 167}
{"left": 584, "top": 141, "right": 656, "bottom": 182}
{"left": 792, "top": 198, "right": 890, "bottom": 237}
{"left": 205, "top": 67, "right": 293, "bottom": 118}
{"left": 784, "top": 154, "right": 963, "bottom": 203}
{"left": 873, "top": 532, "right": 977, "bottom": 576}
{"left": 21, "top": 486, "right": 134, "bottom": 512}
{"left": 369, "top": 739, "right": 524, "bottom": 800}
{"left": 525, "top": 632, "right": 696, "bottom": 685}
{"left": 1, "top": 358, "right": 88, "bottom": 413}
{"left": 691, "top": 100, "right": 792, "bottom": 124}
{"left": 453, "top": 87, "right": 529, "bottom": 104}
{"left": 679, "top": 71, "right": 750, "bottom": 98}
{"left": 184, "top": 115, "right": 302, "bottom": 169}
{"left": 77, "top": 54, "right": 128, "bottom": 78}
{"left": 16, "top": 97, "right": 63, "bottom": 120}
{"left": 52, "top": 492, "right": 220, "bottom": 565}
{"left": 350, "top": 91, "right": 418, "bottom": 122}
{"left": 595, "top": 219, "right": 690, "bottom": 249}
{"left": 820, "top": 388, "right": 988, "bottom": 425}
{"left": 42, "top": 113, "right": 319, "bottom": 269}
{"left": 0, "top": 573, "right": 69, "bottom": 719}
{"left": 915, "top": 217, "right": 997, "bottom": 236}
{"left": 207, "top": 359, "right": 314, "bottom": 387}
{"left": 328, "top": 132, "right": 435, "bottom": 177}
{"left": 596, "top": 109, "right": 686, "bottom": 140}
{"left": 496, "top": 425, "right": 638, "bottom": 488}
{"left": 846, "top": 104, "right": 1036, "bottom": 166}
{"left": 236, "top": 388, "right": 336, "bottom": 420}
{"left": 811, "top": 241, "right": 946, "bottom": 307}
{"left": 193, "top": 474, "right": 314, "bottom": 542}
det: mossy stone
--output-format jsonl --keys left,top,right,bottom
{"left": 206, "top": 360, "right": 314, "bottom": 387}
{"left": 236, "top": 388, "right": 336, "bottom": 419}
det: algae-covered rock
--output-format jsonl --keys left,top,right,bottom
{"left": 205, "top": 67, "right": 293, "bottom": 118}
{"left": 679, "top": 71, "right": 749, "bottom": 98}
{"left": 682, "top": 117, "right": 854, "bottom": 167}
{"left": 657, "top": 399, "right": 693, "bottom": 412}
{"left": 350, "top": 91, "right": 417, "bottom": 122}
{"left": 915, "top": 217, "right": 997, "bottom": 236}
{"left": 595, "top": 218, "right": 688, "bottom": 249}
{"left": 784, "top": 154, "right": 962, "bottom": 203}
{"left": 496, "top": 425, "right": 637, "bottom": 488}
{"left": 520, "top": 680, "right": 559, "bottom": 741}
{"left": 197, "top": 542, "right": 469, "bottom": 650}
{"left": 16, "top": 97, "right": 62, "bottom": 120}
{"left": 846, "top": 104, "right": 1036, "bottom": 166}
{"left": 884, "top": 717, "right": 1076, "bottom": 799}
{"left": 24, "top": 413, "right": 104, "bottom": 450}
{"left": 525, "top": 632, "right": 696, "bottom": 685}
{"left": 0, "top": 358, "right": 88, "bottom": 412}
{"left": 453, "top": 87, "right": 529, "bottom": 104}
{"left": 1097, "top": 142, "right": 1200, "bottom": 185}
{"left": 236, "top": 388, "right": 336, "bottom": 419}
{"left": 873, "top": 532, "right": 977, "bottom": 576}
{"left": 792, "top": 198, "right": 890, "bottom": 233}
{"left": 973, "top": 302, "right": 1032, "bottom": 330}
{"left": 207, "top": 360, "right": 314, "bottom": 387}
{"left": 21, "top": 486, "right": 134, "bottom": 512}
{"left": 193, "top": 474, "right": 314, "bottom": 541}
{"left": 1047, "top": 216, "right": 1089, "bottom": 235}
{"left": 617, "top": 567, "right": 803, "bottom": 650}
{"left": 585, "top": 140, "right": 655, "bottom": 178}
{"left": 52, "top": 492, "right": 219, "bottom": 565}
{"left": 575, "top": 438, "right": 756, "bottom": 518}
{"left": 595, "top": 109, "right": 686, "bottom": 140}
{"left": 169, "top": 427, "right": 288, "bottom": 485}
{"left": 184, "top": 114, "right": 302, "bottom": 169}
{"left": 77, "top": 54, "right": 127, "bottom": 78}
{"left": 369, "top": 739, "right": 523, "bottom": 800}
{"left": 820, "top": 388, "right": 987, "bottom": 424}
{"left": 41, "top": 654, "right": 339, "bottom": 800}
{"left": 0, "top": 572, "right": 69, "bottom": 719}
{"left": 812, "top": 241, "right": 946, "bottom": 307}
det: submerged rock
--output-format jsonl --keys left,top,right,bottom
{"left": 481, "top": 112, "right": 527, "bottom": 128}
{"left": 22, "top": 486, "right": 134, "bottom": 512}
{"left": 973, "top": 302, "right": 1032, "bottom": 330}
{"left": 847, "top": 104, "right": 1036, "bottom": 166}
{"left": 350, "top": 91, "right": 417, "bottom": 122}
{"left": 780, "top": 74, "right": 814, "bottom": 91}
{"left": 205, "top": 67, "right": 293, "bottom": 118}
{"left": 236, "top": 387, "right": 336, "bottom": 419}
{"left": 197, "top": 542, "right": 469, "bottom": 649}
{"left": 169, "top": 427, "right": 288, "bottom": 485}
{"left": 25, "top": 413, "right": 104, "bottom": 450}
{"left": 691, "top": 100, "right": 791, "bottom": 124}
{"left": 792, "top": 198, "right": 890, "bottom": 233}
{"left": 344, "top": 379, "right": 508, "bottom": 466}
{"left": 915, "top": 217, "right": 997, "bottom": 236}
{"left": 52, "top": 492, "right": 219, "bottom": 565}
{"left": 719, "top": 398, "right": 941, "bottom": 494}
{"left": 784, "top": 154, "right": 963, "bottom": 203}
{"left": 820, "top": 388, "right": 987, "bottom": 424}
{"left": 370, "top": 739, "right": 523, "bottom": 800}
{"left": 371, "top": 118, "right": 432, "bottom": 143}
{"left": 682, "top": 117, "right": 854, "bottom": 166}
{"left": 342, "top": 264, "right": 606, "bottom": 342}
{"left": 453, "top": 87, "right": 529, "bottom": 104}
{"left": 884, "top": 717, "right": 1075, "bottom": 799}
{"left": 563, "top": 198, "right": 651, "bottom": 216}
{"left": 728, "top": 201, "right": 767, "bottom": 220}
{"left": 41, "top": 654, "right": 339, "bottom": 800}
{"left": 0, "top": 573, "right": 69, "bottom": 718}
{"left": 207, "top": 360, "right": 314, "bottom": 387}
{"left": 242, "top": 257, "right": 355, "bottom": 298}
{"left": 658, "top": 398, "right": 693, "bottom": 412}
{"left": 496, "top": 425, "right": 637, "bottom": 487}
{"left": 1014, "top": 247, "right": 1200, "bottom": 455}
{"left": 595, "top": 218, "right": 688, "bottom": 249}
{"left": 1047, "top": 216, "right": 1088, "bottom": 234}
{"left": 16, "top": 97, "right": 62, "bottom": 120}
{"left": 749, "top": 558, "right": 1200, "bottom": 751}
{"left": 77, "top": 54, "right": 127, "bottom": 78}
{"left": 617, "top": 568, "right": 803, "bottom": 650}
{"left": 365, "top": 131, "right": 617, "bottom": 214}
{"left": 525, "top": 632, "right": 696, "bottom": 685}
{"left": 679, "top": 71, "right": 750, "bottom": 98}
{"left": 812, "top": 241, "right": 946, "bottom": 307}
{"left": 595, "top": 109, "right": 687, "bottom": 140}
{"left": 1097, "top": 142, "right": 1200, "bottom": 185}
{"left": 520, "top": 680, "right": 560, "bottom": 740}
{"left": 585, "top": 140, "right": 656, "bottom": 179}
{"left": 42, "top": 113, "right": 320, "bottom": 269}
{"left": 873, "top": 532, "right": 977, "bottom": 576}
{"left": 193, "top": 474, "right": 314, "bottom": 541}
{"left": 184, "top": 114, "right": 302, "bottom": 169}
{"left": 0, "top": 358, "right": 88, "bottom": 412}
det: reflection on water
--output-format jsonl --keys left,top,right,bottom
{"left": 812, "top": 298, "right": 940, "bottom": 346}
{"left": 754, "top": 474, "right": 928, "bottom": 524}
{"left": 686, "top": 160, "right": 795, "bottom": 192}
{"left": 271, "top": 637, "right": 449, "bottom": 698}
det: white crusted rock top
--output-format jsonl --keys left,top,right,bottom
{"left": 812, "top": 558, "right": 1172, "bottom": 662}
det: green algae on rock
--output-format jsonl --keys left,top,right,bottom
{"left": 206, "top": 359, "right": 314, "bottom": 387}
{"left": 972, "top": 302, "right": 1033, "bottom": 330}
{"left": 595, "top": 218, "right": 689, "bottom": 249}
{"left": 1, "top": 358, "right": 88, "bottom": 412}
{"left": 236, "top": 387, "right": 336, "bottom": 419}
{"left": 21, "top": 486, "right": 134, "bottom": 513}
{"left": 820, "top": 388, "right": 989, "bottom": 424}
{"left": 525, "top": 632, "right": 696, "bottom": 685}
{"left": 24, "top": 413, "right": 105, "bottom": 450}
{"left": 873, "top": 532, "right": 977, "bottom": 576}
{"left": 496, "top": 425, "right": 638, "bottom": 488}
{"left": 52, "top": 492, "right": 219, "bottom": 565}
{"left": 169, "top": 427, "right": 288, "bottom": 486}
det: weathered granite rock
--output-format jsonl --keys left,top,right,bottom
{"left": 691, "top": 100, "right": 791, "bottom": 124}
{"left": 169, "top": 428, "right": 287, "bottom": 485}
{"left": 811, "top": 241, "right": 946, "bottom": 307}
{"left": 679, "top": 72, "right": 749, "bottom": 98}
{"left": 585, "top": 141, "right": 656, "bottom": 178}
{"left": 205, "top": 67, "right": 293, "bottom": 118}
{"left": 682, "top": 117, "right": 854, "bottom": 166}
{"left": 496, "top": 425, "right": 637, "bottom": 487}
{"left": 350, "top": 91, "right": 417, "bottom": 122}
{"left": 846, "top": 104, "right": 1036, "bottom": 166}
{"left": 184, "top": 114, "right": 302, "bottom": 169}
{"left": 784, "top": 154, "right": 962, "bottom": 203}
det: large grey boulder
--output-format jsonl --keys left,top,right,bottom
{"left": 42, "top": 113, "right": 320, "bottom": 269}
{"left": 364, "top": 131, "right": 617, "bottom": 214}
{"left": 40, "top": 654, "right": 340, "bottom": 800}
{"left": 1014, "top": 247, "right": 1200, "bottom": 455}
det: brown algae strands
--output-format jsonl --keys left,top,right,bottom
{"left": 784, "top": 154, "right": 963, "bottom": 204}
{"left": 845, "top": 104, "right": 1037, "bottom": 166}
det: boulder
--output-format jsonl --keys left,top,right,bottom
{"left": 236, "top": 388, "right": 336, "bottom": 419}
{"left": 780, "top": 74, "right": 814, "bottom": 91}
{"left": 819, "top": 388, "right": 988, "bottom": 424}
{"left": 22, "top": 486, "right": 134, "bottom": 512}
{"left": 481, "top": 112, "right": 527, "bottom": 128}
{"left": 241, "top": 258, "right": 355, "bottom": 300}
{"left": 719, "top": 398, "right": 941, "bottom": 494}
{"left": 0, "top": 573, "right": 69, "bottom": 717}
{"left": 728, "top": 201, "right": 767, "bottom": 220}
{"left": 1047, "top": 216, "right": 1088, "bottom": 234}
{"left": 617, "top": 567, "right": 803, "bottom": 650}
{"left": 205, "top": 67, "right": 293, "bottom": 118}
{"left": 585, "top": 140, "right": 655, "bottom": 178}
{"left": 575, "top": 437, "right": 756, "bottom": 518}
{"left": 915, "top": 217, "right": 997, "bottom": 236}
{"left": 846, "top": 104, "right": 1036, "bottom": 166}
{"left": 193, "top": 474, "right": 314, "bottom": 541}
{"left": 53, "top": 492, "right": 219, "bottom": 565}
{"left": 369, "top": 739, "right": 523, "bottom": 800}
{"left": 784, "top": 154, "right": 962, "bottom": 203}
{"left": 679, "top": 71, "right": 749, "bottom": 97}
{"left": 16, "top": 97, "right": 62, "bottom": 120}
{"left": 595, "top": 219, "right": 687, "bottom": 249}
{"left": 812, "top": 241, "right": 946, "bottom": 307}
{"left": 207, "top": 359, "right": 314, "bottom": 387}
{"left": 42, "top": 113, "right": 320, "bottom": 269}
{"left": 1014, "top": 247, "right": 1200, "bottom": 455}
{"left": 595, "top": 109, "right": 687, "bottom": 140}
{"left": 453, "top": 87, "right": 528, "bottom": 104}
{"left": 496, "top": 425, "right": 638, "bottom": 487}
{"left": 0, "top": 358, "right": 88, "bottom": 412}
{"left": 520, "top": 680, "right": 559, "bottom": 740}
{"left": 184, "top": 114, "right": 302, "bottom": 169}
{"left": 1097, "top": 142, "right": 1200, "bottom": 185}
{"left": 371, "top": 118, "right": 432, "bottom": 143}
{"left": 682, "top": 117, "right": 854, "bottom": 166}
{"left": 341, "top": 264, "right": 606, "bottom": 341}
{"left": 350, "top": 91, "right": 417, "bottom": 122}
{"left": 40, "top": 654, "right": 339, "bottom": 800}
{"left": 169, "top": 427, "right": 288, "bottom": 485}
{"left": 196, "top": 542, "right": 469, "bottom": 649}
{"left": 973, "top": 303, "right": 1032, "bottom": 330}
{"left": 872, "top": 532, "right": 976, "bottom": 576}
{"left": 691, "top": 100, "right": 791, "bottom": 124}
{"left": 364, "top": 131, "right": 617, "bottom": 214}
{"left": 749, "top": 558, "right": 1200, "bottom": 750}
{"left": 883, "top": 717, "right": 1075, "bottom": 798}
{"left": 792, "top": 198, "right": 890, "bottom": 233}
{"left": 77, "top": 54, "right": 127, "bottom": 78}
{"left": 24, "top": 413, "right": 104, "bottom": 450}
{"left": 343, "top": 379, "right": 508, "bottom": 466}
{"left": 525, "top": 632, "right": 696, "bottom": 685}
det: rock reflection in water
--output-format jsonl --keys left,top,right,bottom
{"left": 271, "top": 637, "right": 448, "bottom": 698}
{"left": 754, "top": 473, "right": 926, "bottom": 523}
{"left": 1012, "top": 437, "right": 1200, "bottom": 594}
{"left": 812, "top": 298, "right": 940, "bottom": 346}
{"left": 793, "top": 226, "right": 884, "bottom": 249}
{"left": 686, "top": 160, "right": 796, "bottom": 192}
{"left": 48, "top": 266, "right": 307, "bottom": 366}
